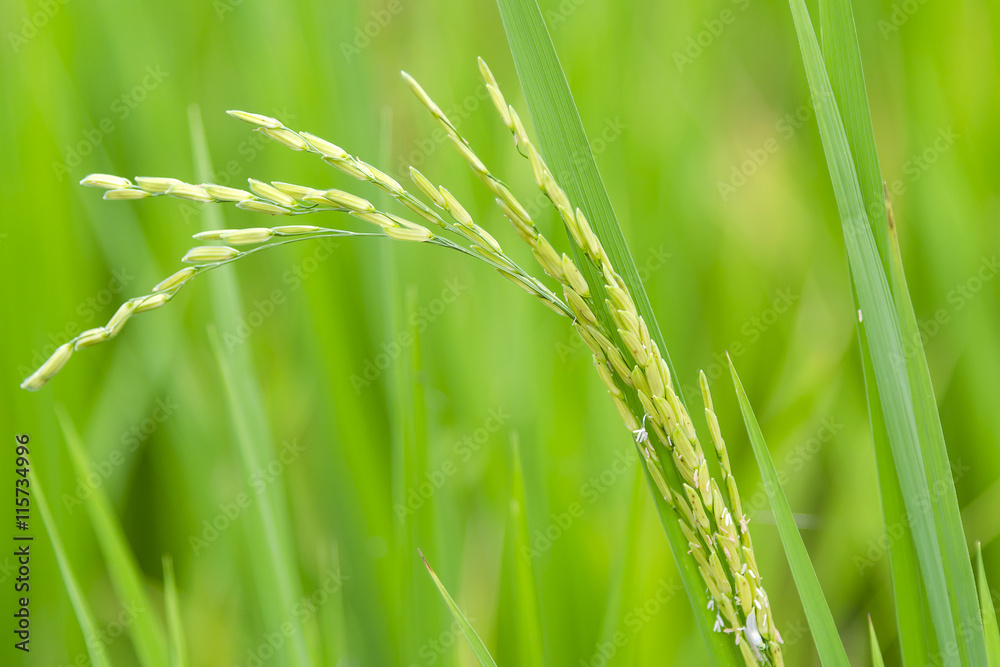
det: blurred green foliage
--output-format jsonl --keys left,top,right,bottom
{"left": 1, "top": 0, "right": 998, "bottom": 664}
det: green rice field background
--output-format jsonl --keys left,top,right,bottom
{"left": 1, "top": 0, "right": 998, "bottom": 664}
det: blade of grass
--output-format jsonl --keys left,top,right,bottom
{"left": 818, "top": 0, "right": 891, "bottom": 274}
{"left": 887, "top": 206, "right": 985, "bottom": 661}
{"left": 728, "top": 357, "right": 849, "bottom": 666}
{"left": 853, "top": 274, "right": 930, "bottom": 667}
{"left": 819, "top": 1, "right": 983, "bottom": 661}
{"left": 419, "top": 549, "right": 499, "bottom": 667}
{"left": 162, "top": 556, "right": 187, "bottom": 667}
{"left": 395, "top": 282, "right": 443, "bottom": 663}
{"left": 509, "top": 433, "right": 546, "bottom": 667}
{"left": 317, "top": 543, "right": 348, "bottom": 665}
{"left": 869, "top": 616, "right": 886, "bottom": 667}
{"left": 783, "top": 2, "right": 982, "bottom": 663}
{"left": 55, "top": 407, "right": 170, "bottom": 667}
{"left": 189, "top": 104, "right": 314, "bottom": 667}
{"left": 31, "top": 469, "right": 113, "bottom": 667}
{"left": 821, "top": 10, "right": 928, "bottom": 662}
{"left": 596, "top": 466, "right": 644, "bottom": 665}
{"left": 976, "top": 544, "right": 1000, "bottom": 665}
{"left": 494, "top": 3, "right": 741, "bottom": 662}
{"left": 493, "top": 0, "right": 679, "bottom": 389}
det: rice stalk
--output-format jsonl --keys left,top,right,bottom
{"left": 21, "top": 58, "right": 784, "bottom": 666}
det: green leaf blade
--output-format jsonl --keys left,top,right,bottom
{"left": 162, "top": 556, "right": 188, "bottom": 667}
{"left": 31, "top": 469, "right": 114, "bottom": 667}
{"left": 509, "top": 434, "right": 546, "bottom": 667}
{"left": 818, "top": 0, "right": 891, "bottom": 273}
{"left": 818, "top": 1, "right": 985, "bottom": 662}
{"left": 783, "top": 1, "right": 985, "bottom": 663}
{"left": 494, "top": 3, "right": 741, "bottom": 662}
{"left": 869, "top": 616, "right": 887, "bottom": 667}
{"left": 57, "top": 408, "right": 170, "bottom": 667}
{"left": 728, "top": 358, "right": 849, "bottom": 667}
{"left": 977, "top": 544, "right": 1000, "bottom": 665}
{"left": 493, "top": 0, "right": 679, "bottom": 386}
{"left": 854, "top": 276, "right": 930, "bottom": 667}
{"left": 420, "top": 550, "right": 499, "bottom": 667}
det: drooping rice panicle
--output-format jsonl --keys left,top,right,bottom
{"left": 26, "top": 61, "right": 783, "bottom": 667}
{"left": 28, "top": 110, "right": 578, "bottom": 389}
{"left": 400, "top": 61, "right": 784, "bottom": 666}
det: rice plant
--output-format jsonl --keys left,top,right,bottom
{"left": 24, "top": 55, "right": 788, "bottom": 665}
{"left": 13, "top": 0, "right": 999, "bottom": 665}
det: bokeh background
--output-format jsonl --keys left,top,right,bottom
{"left": 2, "top": 0, "right": 998, "bottom": 664}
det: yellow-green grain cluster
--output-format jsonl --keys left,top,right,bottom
{"left": 21, "top": 57, "right": 784, "bottom": 665}
{"left": 428, "top": 59, "right": 784, "bottom": 666}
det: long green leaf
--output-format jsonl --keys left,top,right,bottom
{"left": 868, "top": 616, "right": 886, "bottom": 667}
{"left": 493, "top": 3, "right": 741, "bottom": 662}
{"left": 818, "top": 0, "right": 891, "bottom": 273}
{"left": 820, "top": 6, "right": 928, "bottom": 661}
{"left": 317, "top": 543, "right": 348, "bottom": 665}
{"left": 162, "top": 556, "right": 188, "bottom": 667}
{"left": 887, "top": 213, "right": 985, "bottom": 661}
{"left": 596, "top": 466, "right": 645, "bottom": 665}
{"left": 728, "top": 357, "right": 849, "bottom": 666}
{"left": 783, "top": 2, "right": 983, "bottom": 663}
{"left": 396, "top": 281, "right": 447, "bottom": 662}
{"left": 419, "top": 550, "right": 499, "bottom": 667}
{"left": 509, "top": 433, "right": 546, "bottom": 667}
{"left": 56, "top": 408, "right": 170, "bottom": 667}
{"left": 853, "top": 275, "right": 930, "bottom": 667}
{"left": 818, "top": 1, "right": 984, "bottom": 661}
{"left": 977, "top": 544, "right": 1000, "bottom": 665}
{"left": 32, "top": 469, "right": 113, "bottom": 667}
{"left": 493, "top": 0, "right": 678, "bottom": 385}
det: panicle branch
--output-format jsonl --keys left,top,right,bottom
{"left": 24, "top": 62, "right": 783, "bottom": 666}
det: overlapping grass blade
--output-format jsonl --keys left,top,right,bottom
{"left": 854, "top": 278, "right": 929, "bottom": 666}
{"left": 493, "top": 0, "right": 679, "bottom": 385}
{"left": 595, "top": 467, "right": 644, "bottom": 665}
{"left": 886, "top": 212, "right": 984, "bottom": 660}
{"left": 419, "top": 549, "right": 499, "bottom": 667}
{"left": 56, "top": 408, "right": 169, "bottom": 667}
{"left": 32, "top": 469, "right": 113, "bottom": 667}
{"left": 395, "top": 283, "right": 443, "bottom": 662}
{"left": 189, "top": 105, "right": 314, "bottom": 667}
{"left": 818, "top": 1, "right": 984, "bottom": 661}
{"left": 817, "top": 0, "right": 891, "bottom": 273}
{"left": 494, "top": 2, "right": 741, "bottom": 661}
{"left": 509, "top": 433, "right": 546, "bottom": 667}
{"left": 162, "top": 556, "right": 187, "bottom": 667}
{"left": 783, "top": 1, "right": 985, "bottom": 663}
{"left": 977, "top": 544, "right": 1000, "bottom": 665}
{"left": 317, "top": 543, "right": 348, "bottom": 665}
{"left": 822, "top": 10, "right": 928, "bottom": 663}
{"left": 728, "top": 357, "right": 849, "bottom": 666}
{"left": 868, "top": 617, "right": 886, "bottom": 667}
